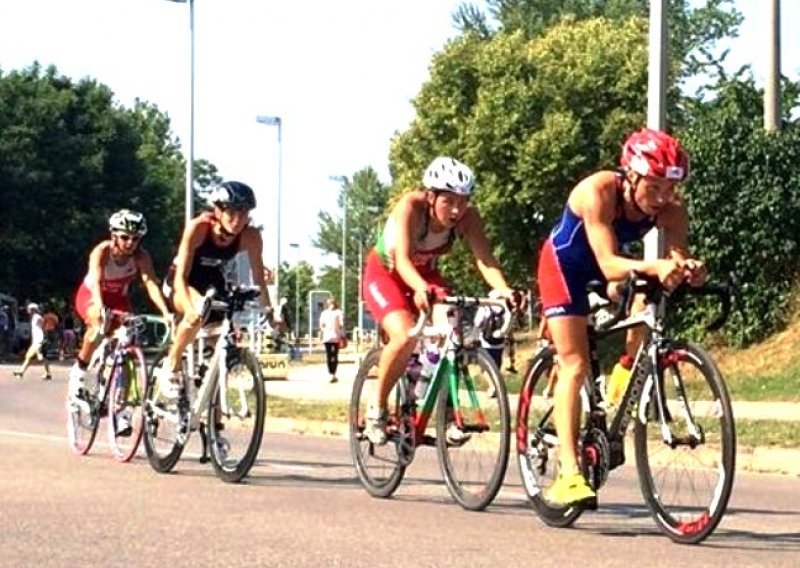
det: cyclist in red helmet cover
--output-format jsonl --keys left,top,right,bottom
{"left": 536, "top": 128, "right": 706, "bottom": 508}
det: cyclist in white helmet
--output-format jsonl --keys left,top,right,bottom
{"left": 361, "top": 156, "right": 523, "bottom": 444}
{"left": 68, "top": 209, "right": 171, "bottom": 404}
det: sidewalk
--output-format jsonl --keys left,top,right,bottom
{"left": 266, "top": 360, "right": 800, "bottom": 476}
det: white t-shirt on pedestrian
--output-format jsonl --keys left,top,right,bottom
{"left": 319, "top": 308, "right": 344, "bottom": 343}
{"left": 31, "top": 313, "right": 45, "bottom": 346}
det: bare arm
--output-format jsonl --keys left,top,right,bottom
{"left": 86, "top": 242, "right": 109, "bottom": 309}
{"left": 578, "top": 172, "right": 667, "bottom": 281}
{"left": 658, "top": 197, "right": 706, "bottom": 285}
{"left": 458, "top": 207, "right": 512, "bottom": 294}
{"left": 240, "top": 227, "right": 272, "bottom": 311}
{"left": 173, "top": 216, "right": 207, "bottom": 300}
{"left": 135, "top": 249, "right": 171, "bottom": 318}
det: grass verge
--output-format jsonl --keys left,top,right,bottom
{"left": 265, "top": 396, "right": 799, "bottom": 449}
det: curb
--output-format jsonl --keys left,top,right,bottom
{"left": 266, "top": 416, "right": 800, "bottom": 477}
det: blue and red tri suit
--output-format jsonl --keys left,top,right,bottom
{"left": 538, "top": 173, "right": 655, "bottom": 318}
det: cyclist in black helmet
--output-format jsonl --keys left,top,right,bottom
{"left": 155, "top": 181, "right": 272, "bottom": 397}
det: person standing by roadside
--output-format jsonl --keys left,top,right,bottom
{"left": 60, "top": 310, "right": 77, "bottom": 360}
{"left": 319, "top": 298, "right": 345, "bottom": 383}
{"left": 13, "top": 303, "right": 52, "bottom": 380}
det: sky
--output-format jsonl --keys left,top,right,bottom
{"left": 1, "top": 0, "right": 798, "bottom": 274}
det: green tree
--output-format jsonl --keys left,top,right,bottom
{"left": 314, "top": 166, "right": 389, "bottom": 327}
{"left": 453, "top": 0, "right": 742, "bottom": 82}
{"left": 0, "top": 64, "right": 192, "bottom": 305}
{"left": 390, "top": 18, "right": 651, "bottom": 289}
{"left": 677, "top": 75, "right": 800, "bottom": 344}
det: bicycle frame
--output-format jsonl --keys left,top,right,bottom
{"left": 404, "top": 297, "right": 511, "bottom": 445}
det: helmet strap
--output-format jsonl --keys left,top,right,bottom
{"left": 625, "top": 173, "right": 648, "bottom": 216}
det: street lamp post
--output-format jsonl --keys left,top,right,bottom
{"left": 256, "top": 115, "right": 283, "bottom": 299}
{"left": 164, "top": 0, "right": 195, "bottom": 225}
{"left": 289, "top": 243, "right": 301, "bottom": 342}
{"left": 329, "top": 175, "right": 348, "bottom": 319}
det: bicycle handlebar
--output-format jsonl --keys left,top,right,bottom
{"left": 592, "top": 272, "right": 738, "bottom": 333}
{"left": 407, "top": 295, "right": 512, "bottom": 339}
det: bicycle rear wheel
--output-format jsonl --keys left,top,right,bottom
{"left": 516, "top": 347, "right": 585, "bottom": 527}
{"left": 436, "top": 347, "right": 510, "bottom": 511}
{"left": 142, "top": 347, "right": 188, "bottom": 473}
{"left": 208, "top": 348, "right": 265, "bottom": 483}
{"left": 66, "top": 364, "right": 106, "bottom": 456}
{"left": 349, "top": 347, "right": 408, "bottom": 498}
{"left": 107, "top": 348, "right": 147, "bottom": 462}
{"left": 634, "top": 341, "right": 736, "bottom": 544}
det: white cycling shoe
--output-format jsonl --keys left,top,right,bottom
{"left": 67, "top": 365, "right": 87, "bottom": 401}
{"left": 153, "top": 365, "right": 182, "bottom": 399}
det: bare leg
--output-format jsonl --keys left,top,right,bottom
{"left": 546, "top": 315, "right": 590, "bottom": 475}
{"left": 372, "top": 310, "right": 417, "bottom": 411}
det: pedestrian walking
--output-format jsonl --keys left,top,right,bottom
{"left": 319, "top": 298, "right": 345, "bottom": 383}
{"left": 13, "top": 303, "right": 52, "bottom": 380}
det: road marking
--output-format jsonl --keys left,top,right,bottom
{"left": 0, "top": 429, "right": 65, "bottom": 443}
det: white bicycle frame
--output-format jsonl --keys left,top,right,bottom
{"left": 181, "top": 304, "right": 252, "bottom": 430}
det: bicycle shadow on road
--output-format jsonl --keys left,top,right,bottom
{"left": 569, "top": 501, "right": 800, "bottom": 550}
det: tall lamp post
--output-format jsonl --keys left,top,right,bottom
{"left": 164, "top": 0, "right": 195, "bottom": 225}
{"left": 329, "top": 175, "right": 348, "bottom": 319}
{"left": 256, "top": 115, "right": 283, "bottom": 299}
{"left": 289, "top": 242, "right": 301, "bottom": 341}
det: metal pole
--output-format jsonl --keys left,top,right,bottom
{"left": 643, "top": 0, "right": 668, "bottom": 262}
{"left": 765, "top": 0, "right": 781, "bottom": 132}
{"left": 187, "top": 0, "right": 195, "bottom": 224}
{"left": 276, "top": 120, "right": 282, "bottom": 298}
{"left": 256, "top": 115, "right": 282, "bottom": 300}
{"left": 358, "top": 237, "right": 364, "bottom": 346}
{"left": 289, "top": 243, "right": 300, "bottom": 340}
{"left": 341, "top": 184, "right": 347, "bottom": 320}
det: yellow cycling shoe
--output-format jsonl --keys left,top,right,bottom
{"left": 545, "top": 472, "right": 598, "bottom": 510}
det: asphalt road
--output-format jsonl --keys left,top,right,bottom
{"left": 1, "top": 364, "right": 799, "bottom": 567}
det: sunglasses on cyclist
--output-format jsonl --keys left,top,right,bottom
{"left": 113, "top": 232, "right": 140, "bottom": 243}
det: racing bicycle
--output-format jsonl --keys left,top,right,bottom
{"left": 66, "top": 311, "right": 153, "bottom": 462}
{"left": 142, "top": 285, "right": 266, "bottom": 483}
{"left": 516, "top": 274, "right": 737, "bottom": 544}
{"left": 350, "top": 295, "right": 512, "bottom": 511}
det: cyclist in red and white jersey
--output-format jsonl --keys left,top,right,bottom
{"left": 362, "top": 156, "right": 521, "bottom": 444}
{"left": 68, "top": 210, "right": 171, "bottom": 400}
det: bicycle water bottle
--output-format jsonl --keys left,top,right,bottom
{"left": 606, "top": 353, "right": 634, "bottom": 407}
{"left": 415, "top": 344, "right": 440, "bottom": 400}
{"left": 405, "top": 353, "right": 422, "bottom": 400}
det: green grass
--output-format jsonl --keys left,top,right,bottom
{"left": 265, "top": 397, "right": 800, "bottom": 450}
{"left": 736, "top": 419, "right": 800, "bottom": 449}
{"left": 725, "top": 367, "right": 800, "bottom": 402}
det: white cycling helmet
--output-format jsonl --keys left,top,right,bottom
{"left": 109, "top": 209, "right": 148, "bottom": 236}
{"left": 422, "top": 156, "right": 475, "bottom": 196}
{"left": 27, "top": 302, "right": 40, "bottom": 312}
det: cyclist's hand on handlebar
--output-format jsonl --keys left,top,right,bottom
{"left": 496, "top": 288, "right": 528, "bottom": 314}
{"left": 679, "top": 258, "right": 707, "bottom": 287}
{"left": 654, "top": 258, "right": 685, "bottom": 291}
{"left": 414, "top": 284, "right": 447, "bottom": 313}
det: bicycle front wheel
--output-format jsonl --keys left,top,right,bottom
{"left": 142, "top": 347, "right": 188, "bottom": 474}
{"left": 66, "top": 365, "right": 106, "bottom": 456}
{"left": 349, "top": 347, "right": 407, "bottom": 498}
{"left": 516, "top": 347, "right": 585, "bottom": 528}
{"left": 207, "top": 348, "right": 265, "bottom": 483}
{"left": 634, "top": 341, "right": 736, "bottom": 544}
{"left": 436, "top": 347, "right": 510, "bottom": 511}
{"left": 107, "top": 348, "right": 147, "bottom": 462}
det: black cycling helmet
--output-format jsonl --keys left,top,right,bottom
{"left": 208, "top": 181, "right": 257, "bottom": 211}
